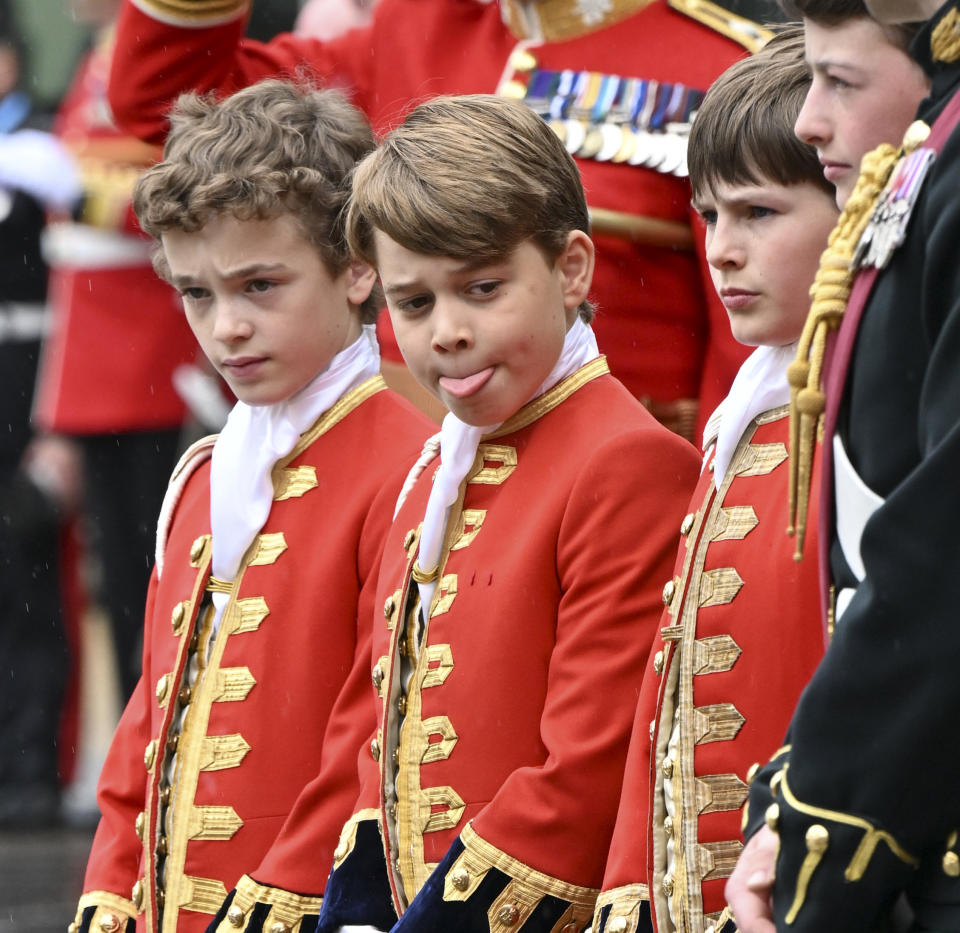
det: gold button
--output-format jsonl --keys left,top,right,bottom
{"left": 190, "top": 535, "right": 207, "bottom": 564}
{"left": 370, "top": 738, "right": 381, "bottom": 762}
{"left": 680, "top": 512, "right": 695, "bottom": 536}
{"left": 227, "top": 905, "right": 245, "bottom": 928}
{"left": 392, "top": 747, "right": 401, "bottom": 766}
{"left": 508, "top": 47, "right": 537, "bottom": 72}
{"left": 156, "top": 891, "right": 165, "bottom": 911}
{"left": 171, "top": 602, "right": 186, "bottom": 635}
{"left": 398, "top": 637, "right": 408, "bottom": 658}
{"left": 664, "top": 815, "right": 673, "bottom": 835}
{"left": 746, "top": 761, "right": 760, "bottom": 784}
{"left": 143, "top": 740, "right": 158, "bottom": 770}
{"left": 99, "top": 913, "right": 120, "bottom": 933}
{"left": 178, "top": 685, "right": 192, "bottom": 706}
{"left": 397, "top": 695, "right": 407, "bottom": 716}
{"left": 708, "top": 458, "right": 716, "bottom": 472}
{"left": 662, "top": 579, "right": 676, "bottom": 607}
{"left": 608, "top": 919, "right": 628, "bottom": 933}
{"left": 333, "top": 841, "right": 348, "bottom": 861}
{"left": 403, "top": 529, "right": 416, "bottom": 551}
{"left": 166, "top": 734, "right": 179, "bottom": 754}
{"left": 135, "top": 810, "right": 145, "bottom": 840}
{"left": 384, "top": 595, "right": 395, "bottom": 619}
{"left": 187, "top": 633, "right": 199, "bottom": 654}
{"left": 131, "top": 880, "right": 144, "bottom": 911}
{"left": 496, "top": 904, "right": 520, "bottom": 926}
{"left": 653, "top": 650, "right": 665, "bottom": 675}
{"left": 663, "top": 874, "right": 674, "bottom": 897}
{"left": 270, "top": 923, "right": 290, "bottom": 933}
{"left": 156, "top": 835, "right": 168, "bottom": 856}
{"left": 155, "top": 675, "right": 169, "bottom": 705}
{"left": 765, "top": 803, "right": 780, "bottom": 832}
{"left": 559, "top": 925, "right": 579, "bottom": 933}
{"left": 159, "top": 785, "right": 171, "bottom": 806}
{"left": 68, "top": 924, "right": 78, "bottom": 933}
{"left": 944, "top": 852, "right": 960, "bottom": 877}
{"left": 450, "top": 867, "right": 470, "bottom": 891}
{"left": 389, "top": 803, "right": 397, "bottom": 822}
{"left": 662, "top": 757, "right": 674, "bottom": 779}
{"left": 372, "top": 664, "right": 384, "bottom": 690}
{"left": 903, "top": 119, "right": 931, "bottom": 153}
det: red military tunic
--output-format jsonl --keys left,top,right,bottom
{"left": 593, "top": 406, "right": 824, "bottom": 933}
{"left": 320, "top": 360, "right": 701, "bottom": 931}
{"left": 33, "top": 30, "right": 197, "bottom": 436}
{"left": 72, "top": 378, "right": 431, "bottom": 933}
{"left": 106, "top": 0, "right": 768, "bottom": 438}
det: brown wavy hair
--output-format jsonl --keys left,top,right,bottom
{"left": 344, "top": 94, "right": 594, "bottom": 322}
{"left": 134, "top": 79, "right": 380, "bottom": 321}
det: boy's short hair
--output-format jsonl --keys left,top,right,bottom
{"left": 780, "top": 0, "right": 919, "bottom": 48}
{"left": 134, "top": 79, "right": 379, "bottom": 322}
{"left": 344, "top": 93, "right": 594, "bottom": 322}
{"left": 688, "top": 27, "right": 834, "bottom": 202}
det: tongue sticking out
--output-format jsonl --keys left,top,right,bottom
{"left": 438, "top": 367, "right": 494, "bottom": 398}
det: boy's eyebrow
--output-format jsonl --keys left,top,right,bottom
{"left": 381, "top": 258, "right": 500, "bottom": 298}
{"left": 168, "top": 262, "right": 289, "bottom": 289}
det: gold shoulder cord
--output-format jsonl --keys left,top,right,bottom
{"left": 785, "top": 142, "right": 901, "bottom": 560}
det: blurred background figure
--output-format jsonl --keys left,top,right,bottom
{"left": 0, "top": 0, "right": 82, "bottom": 829}
{"left": 293, "top": 0, "right": 377, "bottom": 39}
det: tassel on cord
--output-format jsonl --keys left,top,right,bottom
{"left": 786, "top": 142, "right": 901, "bottom": 560}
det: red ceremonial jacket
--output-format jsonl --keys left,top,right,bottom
{"left": 317, "top": 360, "right": 701, "bottom": 932}
{"left": 33, "top": 30, "right": 198, "bottom": 435}
{"left": 594, "top": 407, "right": 824, "bottom": 933}
{"left": 71, "top": 378, "right": 431, "bottom": 933}
{"left": 107, "top": 0, "right": 764, "bottom": 438}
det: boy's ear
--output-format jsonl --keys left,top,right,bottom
{"left": 558, "top": 230, "right": 594, "bottom": 313}
{"left": 345, "top": 260, "right": 377, "bottom": 306}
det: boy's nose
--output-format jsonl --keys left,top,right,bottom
{"left": 430, "top": 300, "right": 473, "bottom": 353}
{"left": 212, "top": 301, "right": 254, "bottom": 343}
{"left": 794, "top": 89, "right": 828, "bottom": 147}
{"left": 705, "top": 220, "right": 743, "bottom": 270}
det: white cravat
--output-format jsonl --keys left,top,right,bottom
{"left": 415, "top": 318, "right": 599, "bottom": 614}
{"left": 704, "top": 341, "right": 796, "bottom": 489}
{"left": 207, "top": 325, "right": 380, "bottom": 635}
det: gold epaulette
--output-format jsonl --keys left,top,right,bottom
{"left": 129, "top": 0, "right": 247, "bottom": 28}
{"left": 785, "top": 143, "right": 900, "bottom": 560}
{"left": 667, "top": 0, "right": 778, "bottom": 52}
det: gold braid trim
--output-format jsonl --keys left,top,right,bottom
{"left": 932, "top": 7, "right": 960, "bottom": 63}
{"left": 785, "top": 142, "right": 900, "bottom": 560}
{"left": 74, "top": 892, "right": 139, "bottom": 929}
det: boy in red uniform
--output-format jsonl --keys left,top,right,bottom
{"left": 69, "top": 80, "right": 432, "bottom": 933}
{"left": 592, "top": 30, "right": 839, "bottom": 933}
{"left": 296, "top": 93, "right": 701, "bottom": 933}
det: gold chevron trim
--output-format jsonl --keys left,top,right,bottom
{"left": 451, "top": 509, "right": 486, "bottom": 551}
{"left": 468, "top": 445, "right": 518, "bottom": 485}
{"left": 736, "top": 442, "right": 788, "bottom": 477}
{"left": 188, "top": 805, "right": 243, "bottom": 841}
{"left": 429, "top": 574, "right": 458, "bottom": 618}
{"left": 230, "top": 597, "right": 269, "bottom": 634}
{"left": 698, "top": 567, "right": 744, "bottom": 608}
{"left": 272, "top": 465, "right": 318, "bottom": 501}
{"left": 692, "top": 634, "right": 742, "bottom": 675}
{"left": 695, "top": 772, "right": 749, "bottom": 814}
{"left": 199, "top": 733, "right": 251, "bottom": 771}
{"left": 693, "top": 703, "right": 745, "bottom": 744}
{"left": 697, "top": 839, "right": 744, "bottom": 881}
{"left": 213, "top": 667, "right": 256, "bottom": 703}
{"left": 179, "top": 876, "right": 229, "bottom": 914}
{"left": 711, "top": 505, "right": 759, "bottom": 542}
{"left": 420, "top": 716, "right": 459, "bottom": 764}
{"left": 249, "top": 533, "right": 287, "bottom": 566}
{"left": 422, "top": 644, "right": 455, "bottom": 688}
{"left": 421, "top": 786, "right": 466, "bottom": 834}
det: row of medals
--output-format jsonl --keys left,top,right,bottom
{"left": 499, "top": 49, "right": 704, "bottom": 177}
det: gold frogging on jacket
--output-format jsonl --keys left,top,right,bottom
{"left": 785, "top": 142, "right": 902, "bottom": 560}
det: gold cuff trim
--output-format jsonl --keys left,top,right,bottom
{"left": 594, "top": 883, "right": 650, "bottom": 933}
{"left": 331, "top": 809, "right": 380, "bottom": 869}
{"left": 784, "top": 824, "right": 829, "bottom": 924}
{"left": 490, "top": 357, "right": 610, "bottom": 439}
{"left": 217, "top": 874, "right": 322, "bottom": 931}
{"left": 779, "top": 767, "right": 918, "bottom": 879}
{"left": 76, "top": 893, "right": 139, "bottom": 926}
{"left": 446, "top": 822, "right": 600, "bottom": 906}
